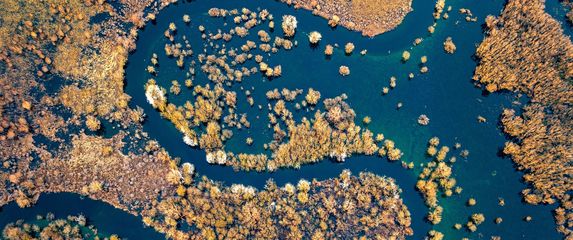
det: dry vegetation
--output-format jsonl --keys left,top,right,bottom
{"left": 416, "top": 137, "right": 463, "bottom": 238}
{"left": 0, "top": 1, "right": 415, "bottom": 240}
{"left": 145, "top": 8, "right": 403, "bottom": 172}
{"left": 474, "top": 0, "right": 573, "bottom": 236}
{"left": 2, "top": 213, "right": 121, "bottom": 240}
{"left": 142, "top": 170, "right": 413, "bottom": 240}
{"left": 278, "top": 0, "right": 413, "bottom": 37}
{"left": 0, "top": 0, "right": 178, "bottom": 212}
{"left": 35, "top": 133, "right": 178, "bottom": 213}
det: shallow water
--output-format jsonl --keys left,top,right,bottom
{"left": 1, "top": 0, "right": 565, "bottom": 239}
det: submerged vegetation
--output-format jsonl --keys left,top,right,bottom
{"left": 143, "top": 7, "right": 402, "bottom": 172}
{"left": 562, "top": 0, "right": 573, "bottom": 23}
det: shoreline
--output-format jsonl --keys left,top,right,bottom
{"left": 278, "top": 0, "right": 414, "bottom": 37}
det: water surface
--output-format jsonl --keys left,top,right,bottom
{"left": 1, "top": 0, "right": 564, "bottom": 239}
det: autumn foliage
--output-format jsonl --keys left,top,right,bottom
{"left": 474, "top": 0, "right": 573, "bottom": 236}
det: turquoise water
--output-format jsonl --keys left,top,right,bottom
{"left": 1, "top": 0, "right": 566, "bottom": 239}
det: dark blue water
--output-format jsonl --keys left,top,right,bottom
{"left": 0, "top": 193, "right": 164, "bottom": 239}
{"left": 1, "top": 0, "right": 565, "bottom": 239}
{"left": 546, "top": 0, "right": 573, "bottom": 39}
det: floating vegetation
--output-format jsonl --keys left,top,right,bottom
{"left": 282, "top": 15, "right": 298, "bottom": 37}
{"left": 402, "top": 50, "right": 411, "bottom": 62}
{"left": 278, "top": 0, "right": 413, "bottom": 37}
{"left": 382, "top": 87, "right": 390, "bottom": 95}
{"left": 0, "top": 1, "right": 413, "bottom": 240}
{"left": 459, "top": 8, "right": 477, "bottom": 22}
{"left": 344, "top": 42, "right": 355, "bottom": 55}
{"left": 339, "top": 65, "right": 351, "bottom": 76}
{"left": 305, "top": 88, "right": 321, "bottom": 105}
{"left": 418, "top": 114, "right": 430, "bottom": 126}
{"left": 140, "top": 7, "right": 403, "bottom": 172}
{"left": 308, "top": 31, "right": 322, "bottom": 44}
{"left": 1, "top": 0, "right": 568, "bottom": 239}
{"left": 2, "top": 213, "right": 120, "bottom": 240}
{"left": 426, "top": 0, "right": 450, "bottom": 40}
{"left": 562, "top": 1, "right": 573, "bottom": 23}
{"left": 324, "top": 44, "right": 334, "bottom": 56}
{"left": 183, "top": 14, "right": 191, "bottom": 23}
{"left": 0, "top": 0, "right": 179, "bottom": 214}
{"left": 474, "top": 0, "right": 573, "bottom": 236}
{"left": 416, "top": 137, "right": 465, "bottom": 238}
{"left": 427, "top": 230, "right": 444, "bottom": 240}
{"left": 443, "top": 37, "right": 456, "bottom": 54}
{"left": 86, "top": 115, "right": 101, "bottom": 131}
{"left": 329, "top": 15, "right": 341, "bottom": 27}
{"left": 433, "top": 0, "right": 446, "bottom": 20}
{"left": 390, "top": 76, "right": 397, "bottom": 88}
{"left": 465, "top": 213, "right": 485, "bottom": 232}
{"left": 142, "top": 170, "right": 413, "bottom": 239}
{"left": 467, "top": 197, "right": 477, "bottom": 206}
